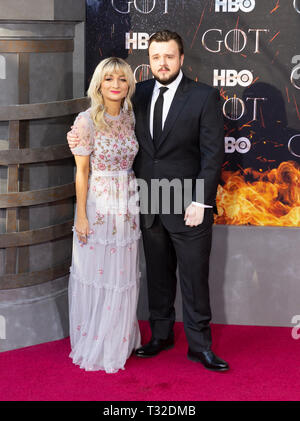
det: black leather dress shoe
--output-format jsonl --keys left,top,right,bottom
{"left": 135, "top": 336, "right": 174, "bottom": 358}
{"left": 187, "top": 349, "right": 229, "bottom": 372}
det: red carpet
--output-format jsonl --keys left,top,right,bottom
{"left": 0, "top": 321, "right": 299, "bottom": 401}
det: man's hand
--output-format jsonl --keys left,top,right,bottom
{"left": 67, "top": 126, "right": 80, "bottom": 149}
{"left": 184, "top": 203, "right": 204, "bottom": 227}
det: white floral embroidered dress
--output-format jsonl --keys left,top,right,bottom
{"left": 68, "top": 108, "right": 141, "bottom": 373}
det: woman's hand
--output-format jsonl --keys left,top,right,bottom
{"left": 75, "top": 216, "right": 90, "bottom": 244}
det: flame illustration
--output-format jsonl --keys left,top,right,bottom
{"left": 215, "top": 161, "right": 300, "bottom": 226}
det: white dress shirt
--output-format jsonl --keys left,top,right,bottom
{"left": 150, "top": 70, "right": 211, "bottom": 209}
{"left": 150, "top": 70, "right": 183, "bottom": 137}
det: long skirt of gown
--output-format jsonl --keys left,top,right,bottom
{"left": 68, "top": 169, "right": 141, "bottom": 373}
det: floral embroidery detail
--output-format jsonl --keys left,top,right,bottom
{"left": 131, "top": 218, "right": 137, "bottom": 231}
{"left": 89, "top": 110, "right": 138, "bottom": 173}
{"left": 124, "top": 212, "right": 131, "bottom": 223}
{"left": 99, "top": 269, "right": 104, "bottom": 275}
{"left": 120, "top": 159, "right": 128, "bottom": 169}
{"left": 77, "top": 325, "right": 81, "bottom": 331}
{"left": 94, "top": 212, "right": 105, "bottom": 226}
{"left": 110, "top": 248, "right": 116, "bottom": 255}
{"left": 124, "top": 212, "right": 137, "bottom": 231}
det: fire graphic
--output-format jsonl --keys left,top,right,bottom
{"left": 215, "top": 161, "right": 300, "bottom": 226}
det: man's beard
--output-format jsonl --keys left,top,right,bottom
{"left": 153, "top": 68, "right": 181, "bottom": 85}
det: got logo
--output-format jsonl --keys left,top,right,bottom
{"left": 111, "top": 0, "right": 169, "bottom": 14}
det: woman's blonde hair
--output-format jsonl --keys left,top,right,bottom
{"left": 87, "top": 57, "right": 135, "bottom": 128}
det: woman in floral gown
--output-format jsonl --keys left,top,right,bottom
{"left": 68, "top": 57, "right": 141, "bottom": 373}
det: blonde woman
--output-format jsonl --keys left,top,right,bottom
{"left": 68, "top": 57, "right": 141, "bottom": 373}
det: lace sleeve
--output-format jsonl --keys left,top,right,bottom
{"left": 69, "top": 111, "right": 94, "bottom": 156}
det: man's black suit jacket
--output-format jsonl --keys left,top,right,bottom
{"left": 132, "top": 74, "right": 224, "bottom": 233}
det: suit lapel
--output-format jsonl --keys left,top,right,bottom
{"left": 138, "top": 79, "right": 155, "bottom": 156}
{"left": 156, "top": 75, "right": 190, "bottom": 150}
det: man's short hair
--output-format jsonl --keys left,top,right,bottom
{"left": 148, "top": 30, "right": 184, "bottom": 56}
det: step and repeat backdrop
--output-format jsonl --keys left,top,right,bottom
{"left": 85, "top": 0, "right": 300, "bottom": 226}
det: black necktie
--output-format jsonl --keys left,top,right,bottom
{"left": 153, "top": 86, "right": 168, "bottom": 149}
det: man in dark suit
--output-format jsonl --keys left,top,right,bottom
{"left": 133, "top": 30, "right": 229, "bottom": 372}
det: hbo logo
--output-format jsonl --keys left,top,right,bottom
{"left": 215, "top": 0, "right": 255, "bottom": 12}
{"left": 225, "top": 137, "right": 251, "bottom": 153}
{"left": 294, "top": 0, "right": 300, "bottom": 13}
{"left": 291, "top": 315, "right": 300, "bottom": 339}
{"left": 291, "top": 55, "right": 300, "bottom": 89}
{"left": 126, "top": 32, "right": 150, "bottom": 50}
{"left": 0, "top": 315, "right": 6, "bottom": 340}
{"left": 214, "top": 69, "right": 253, "bottom": 87}
{"left": 0, "top": 55, "right": 6, "bottom": 79}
